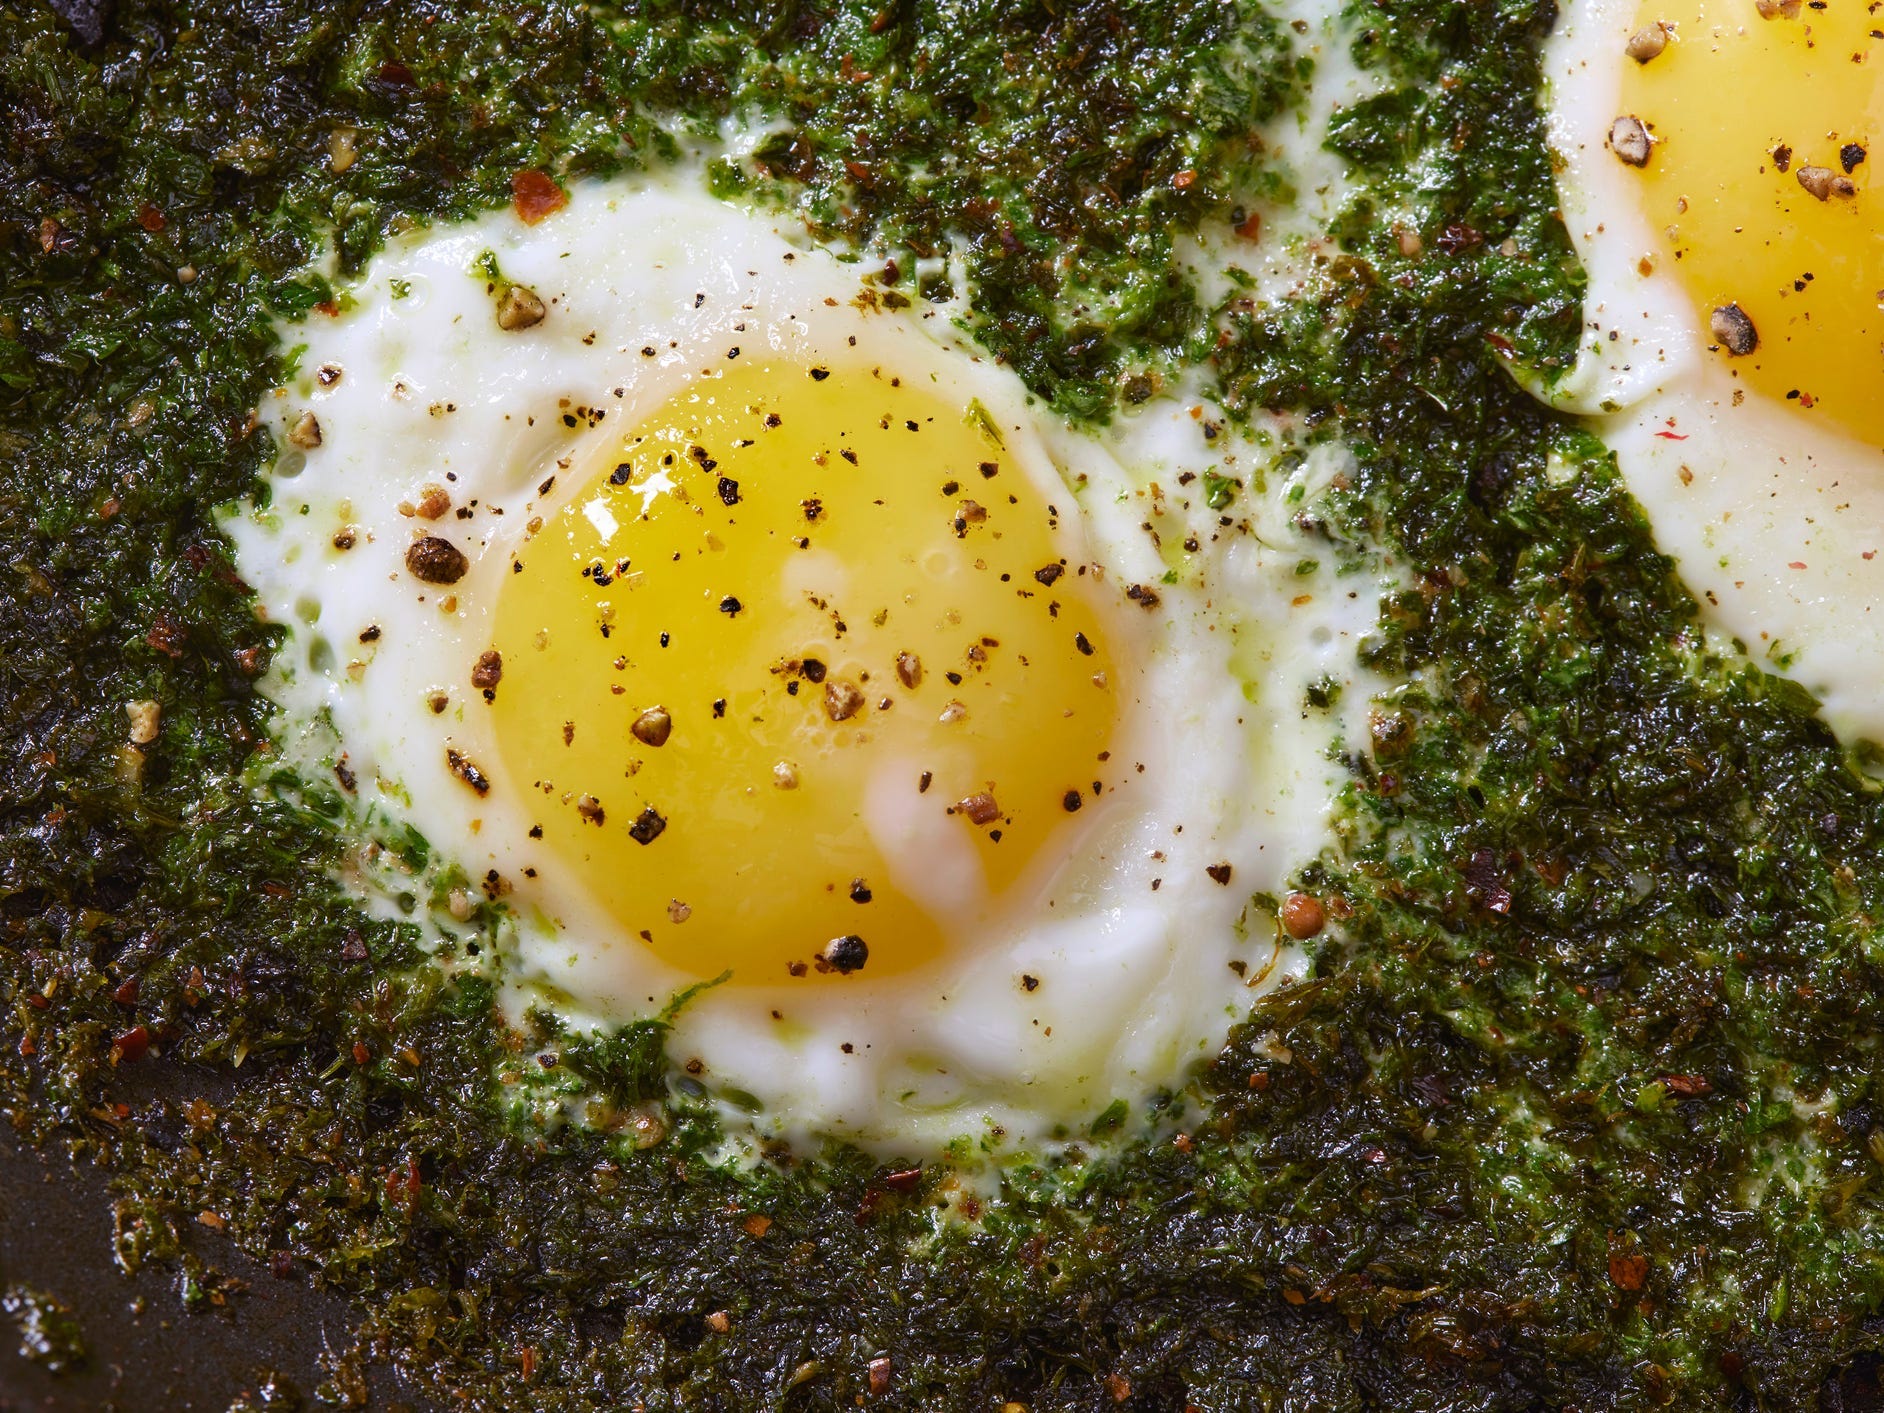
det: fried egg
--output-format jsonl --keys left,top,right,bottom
{"left": 1546, "top": 0, "right": 1884, "bottom": 742}
{"left": 229, "top": 166, "right": 1382, "bottom": 1154}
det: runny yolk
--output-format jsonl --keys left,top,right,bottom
{"left": 488, "top": 360, "right": 1125, "bottom": 983}
{"left": 1619, "top": 0, "right": 1883, "bottom": 442}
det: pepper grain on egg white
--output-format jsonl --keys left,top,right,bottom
{"left": 227, "top": 168, "right": 1385, "bottom": 1155}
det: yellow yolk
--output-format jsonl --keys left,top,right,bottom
{"left": 488, "top": 361, "right": 1125, "bottom": 983}
{"left": 1620, "top": 0, "right": 1883, "bottom": 442}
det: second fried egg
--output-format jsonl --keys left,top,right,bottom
{"left": 1547, "top": 0, "right": 1884, "bottom": 743}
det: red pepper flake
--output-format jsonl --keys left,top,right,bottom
{"left": 881, "top": 1167, "right": 922, "bottom": 1192}
{"left": 512, "top": 170, "right": 568, "bottom": 225}
{"left": 1205, "top": 863, "right": 1234, "bottom": 886}
{"left": 868, "top": 1356, "right": 893, "bottom": 1397}
{"left": 146, "top": 616, "right": 189, "bottom": 658}
{"left": 1280, "top": 892, "right": 1324, "bottom": 939}
{"left": 1788, "top": 561, "right": 1807, "bottom": 570}
{"left": 742, "top": 1213, "right": 773, "bottom": 1238}
{"left": 1659, "top": 1073, "right": 1713, "bottom": 1097}
{"left": 112, "top": 1024, "right": 151, "bottom": 1063}
{"left": 378, "top": 60, "right": 416, "bottom": 86}
{"left": 313, "top": 300, "right": 340, "bottom": 318}
{"left": 1653, "top": 430, "right": 1688, "bottom": 441}
{"left": 955, "top": 792, "right": 1001, "bottom": 826}
{"left": 1608, "top": 1249, "right": 1649, "bottom": 1292}
{"left": 136, "top": 203, "right": 166, "bottom": 233}
{"left": 1171, "top": 169, "right": 1197, "bottom": 190}
{"left": 385, "top": 1154, "right": 422, "bottom": 1206}
{"left": 1235, "top": 210, "right": 1262, "bottom": 241}
{"left": 1105, "top": 1373, "right": 1133, "bottom": 1402}
{"left": 353, "top": 1041, "right": 371, "bottom": 1065}
{"left": 1436, "top": 221, "right": 1483, "bottom": 254}
{"left": 112, "top": 977, "right": 140, "bottom": 1006}
{"left": 519, "top": 1346, "right": 538, "bottom": 1380}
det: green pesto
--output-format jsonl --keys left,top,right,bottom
{"left": 3, "top": 1285, "right": 88, "bottom": 1374}
{"left": 3, "top": 0, "right": 1884, "bottom": 1409}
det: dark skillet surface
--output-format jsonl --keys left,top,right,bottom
{"left": 0, "top": 1127, "right": 434, "bottom": 1411}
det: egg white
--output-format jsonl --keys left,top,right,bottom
{"left": 1545, "top": 0, "right": 1884, "bottom": 744}
{"left": 229, "top": 156, "right": 1388, "bottom": 1156}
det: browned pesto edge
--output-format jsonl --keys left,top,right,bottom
{"left": 4, "top": 0, "right": 1884, "bottom": 1408}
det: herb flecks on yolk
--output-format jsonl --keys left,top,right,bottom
{"left": 490, "top": 361, "right": 1125, "bottom": 982}
{"left": 1620, "top": 0, "right": 1881, "bottom": 438}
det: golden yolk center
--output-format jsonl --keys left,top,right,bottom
{"left": 488, "top": 361, "right": 1125, "bottom": 983}
{"left": 1620, "top": 0, "right": 1883, "bottom": 442}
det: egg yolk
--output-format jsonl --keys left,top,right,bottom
{"left": 1620, "top": 0, "right": 1882, "bottom": 442}
{"left": 487, "top": 361, "right": 1125, "bottom": 983}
